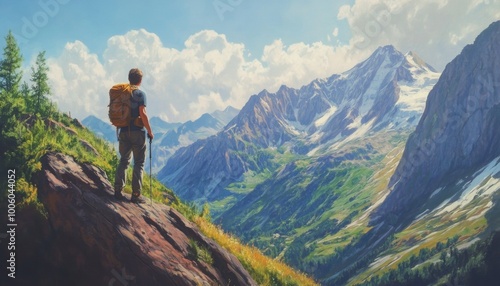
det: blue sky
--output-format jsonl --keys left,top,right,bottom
{"left": 2, "top": 0, "right": 351, "bottom": 60}
{"left": 1, "top": 0, "right": 499, "bottom": 122}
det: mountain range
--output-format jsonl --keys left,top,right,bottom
{"left": 158, "top": 21, "right": 500, "bottom": 284}
{"left": 158, "top": 44, "right": 439, "bottom": 215}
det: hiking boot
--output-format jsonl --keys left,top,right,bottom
{"left": 130, "top": 193, "right": 146, "bottom": 204}
{"left": 114, "top": 191, "right": 127, "bottom": 201}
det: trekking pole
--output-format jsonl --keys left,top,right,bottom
{"left": 149, "top": 135, "right": 153, "bottom": 205}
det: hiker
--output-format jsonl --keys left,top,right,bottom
{"left": 113, "top": 68, "right": 154, "bottom": 203}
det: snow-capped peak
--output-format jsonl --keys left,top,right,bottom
{"left": 404, "top": 51, "right": 438, "bottom": 73}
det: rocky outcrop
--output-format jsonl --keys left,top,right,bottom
{"left": 71, "top": 118, "right": 84, "bottom": 129}
{"left": 374, "top": 21, "right": 500, "bottom": 222}
{"left": 20, "top": 114, "right": 78, "bottom": 136}
{"left": 78, "top": 139, "right": 99, "bottom": 156}
{"left": 36, "top": 152, "right": 256, "bottom": 286}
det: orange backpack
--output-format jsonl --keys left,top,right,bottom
{"left": 108, "top": 83, "right": 138, "bottom": 127}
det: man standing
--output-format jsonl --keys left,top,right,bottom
{"left": 114, "top": 68, "right": 154, "bottom": 203}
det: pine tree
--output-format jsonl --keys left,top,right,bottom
{"left": 30, "top": 51, "right": 51, "bottom": 116}
{"left": 21, "top": 81, "right": 30, "bottom": 97}
{"left": 21, "top": 81, "right": 32, "bottom": 111}
{"left": 0, "top": 31, "right": 23, "bottom": 95}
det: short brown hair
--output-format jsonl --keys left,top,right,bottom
{"left": 128, "top": 68, "right": 143, "bottom": 85}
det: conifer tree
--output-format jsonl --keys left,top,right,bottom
{"left": 21, "top": 81, "right": 32, "bottom": 110}
{"left": 30, "top": 51, "right": 51, "bottom": 116}
{"left": 0, "top": 31, "right": 23, "bottom": 95}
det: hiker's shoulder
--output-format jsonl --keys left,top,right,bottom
{"left": 133, "top": 89, "right": 147, "bottom": 99}
{"left": 133, "top": 88, "right": 146, "bottom": 96}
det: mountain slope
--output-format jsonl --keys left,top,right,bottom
{"left": 155, "top": 107, "right": 239, "bottom": 173}
{"left": 0, "top": 112, "right": 316, "bottom": 286}
{"left": 82, "top": 115, "right": 117, "bottom": 142}
{"left": 374, "top": 20, "right": 500, "bottom": 224}
{"left": 218, "top": 130, "right": 406, "bottom": 257}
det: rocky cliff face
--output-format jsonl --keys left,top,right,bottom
{"left": 375, "top": 21, "right": 500, "bottom": 222}
{"left": 30, "top": 152, "right": 255, "bottom": 286}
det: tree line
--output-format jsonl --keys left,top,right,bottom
{"left": 358, "top": 232, "right": 500, "bottom": 286}
{"left": 0, "top": 30, "right": 61, "bottom": 195}
{"left": 0, "top": 30, "right": 54, "bottom": 118}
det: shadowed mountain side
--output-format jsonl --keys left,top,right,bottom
{"left": 373, "top": 20, "right": 500, "bottom": 223}
{"left": 306, "top": 21, "right": 500, "bottom": 285}
{"left": 35, "top": 152, "right": 256, "bottom": 286}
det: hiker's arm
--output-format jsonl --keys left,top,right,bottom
{"left": 139, "top": 106, "right": 154, "bottom": 140}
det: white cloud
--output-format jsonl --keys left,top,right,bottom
{"left": 48, "top": 41, "right": 112, "bottom": 118}
{"left": 188, "top": 92, "right": 227, "bottom": 118}
{"left": 332, "top": 27, "right": 339, "bottom": 37}
{"left": 260, "top": 39, "right": 359, "bottom": 89}
{"left": 338, "top": 0, "right": 500, "bottom": 70}
{"left": 47, "top": 29, "right": 362, "bottom": 123}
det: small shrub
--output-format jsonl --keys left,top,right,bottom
{"left": 188, "top": 239, "right": 214, "bottom": 265}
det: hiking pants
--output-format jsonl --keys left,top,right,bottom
{"left": 114, "top": 130, "right": 146, "bottom": 195}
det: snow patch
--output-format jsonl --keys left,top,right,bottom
{"left": 314, "top": 106, "right": 338, "bottom": 128}
{"left": 334, "top": 118, "right": 376, "bottom": 149}
{"left": 435, "top": 157, "right": 500, "bottom": 215}
{"left": 397, "top": 84, "right": 432, "bottom": 112}
{"left": 429, "top": 187, "right": 443, "bottom": 198}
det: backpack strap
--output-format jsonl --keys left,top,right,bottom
{"left": 127, "top": 85, "right": 137, "bottom": 136}
{"left": 129, "top": 85, "right": 138, "bottom": 125}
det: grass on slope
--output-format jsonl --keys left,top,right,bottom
{"left": 9, "top": 114, "right": 314, "bottom": 286}
{"left": 194, "top": 216, "right": 318, "bottom": 286}
{"left": 211, "top": 147, "right": 304, "bottom": 217}
{"left": 280, "top": 135, "right": 407, "bottom": 267}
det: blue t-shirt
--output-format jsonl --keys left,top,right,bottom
{"left": 120, "top": 88, "right": 147, "bottom": 132}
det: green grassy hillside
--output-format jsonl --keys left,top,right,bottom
{"left": 218, "top": 130, "right": 409, "bottom": 275}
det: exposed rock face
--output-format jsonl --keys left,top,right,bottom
{"left": 36, "top": 152, "right": 256, "bottom": 286}
{"left": 375, "top": 21, "right": 500, "bottom": 222}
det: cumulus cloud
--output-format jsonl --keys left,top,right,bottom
{"left": 48, "top": 29, "right": 360, "bottom": 123}
{"left": 48, "top": 41, "right": 112, "bottom": 118}
{"left": 338, "top": 0, "right": 500, "bottom": 70}
{"left": 46, "top": 1, "right": 498, "bottom": 123}
{"left": 261, "top": 39, "right": 359, "bottom": 88}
